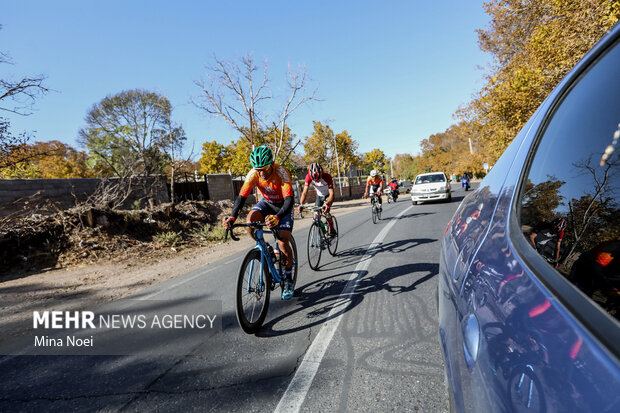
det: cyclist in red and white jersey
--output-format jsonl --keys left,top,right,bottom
{"left": 298, "top": 162, "right": 337, "bottom": 237}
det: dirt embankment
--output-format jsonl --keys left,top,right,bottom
{"left": 0, "top": 200, "right": 235, "bottom": 277}
{"left": 0, "top": 198, "right": 369, "bottom": 345}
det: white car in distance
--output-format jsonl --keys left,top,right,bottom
{"left": 410, "top": 172, "right": 452, "bottom": 205}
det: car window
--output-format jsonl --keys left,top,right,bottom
{"left": 518, "top": 39, "right": 620, "bottom": 320}
{"left": 415, "top": 174, "right": 445, "bottom": 184}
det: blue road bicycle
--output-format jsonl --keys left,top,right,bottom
{"left": 225, "top": 222, "right": 298, "bottom": 334}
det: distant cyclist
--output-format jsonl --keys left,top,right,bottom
{"left": 529, "top": 217, "right": 567, "bottom": 268}
{"left": 298, "top": 162, "right": 337, "bottom": 237}
{"left": 363, "top": 170, "right": 383, "bottom": 210}
{"left": 222, "top": 145, "right": 296, "bottom": 300}
{"left": 387, "top": 178, "right": 400, "bottom": 200}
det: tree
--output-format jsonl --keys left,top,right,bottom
{"left": 363, "top": 148, "right": 389, "bottom": 172}
{"left": 564, "top": 155, "right": 620, "bottom": 262}
{"left": 197, "top": 121, "right": 301, "bottom": 177}
{"left": 0, "top": 24, "right": 49, "bottom": 175}
{"left": 192, "top": 54, "right": 317, "bottom": 159}
{"left": 199, "top": 140, "right": 230, "bottom": 174}
{"left": 79, "top": 89, "right": 177, "bottom": 178}
{"left": 163, "top": 119, "right": 189, "bottom": 205}
{"left": 227, "top": 138, "right": 253, "bottom": 177}
{"left": 520, "top": 176, "right": 566, "bottom": 226}
{"left": 457, "top": 0, "right": 620, "bottom": 163}
{"left": 393, "top": 153, "right": 415, "bottom": 179}
{"left": 0, "top": 26, "right": 48, "bottom": 116}
{"left": 416, "top": 122, "right": 485, "bottom": 177}
{"left": 0, "top": 140, "right": 94, "bottom": 179}
{"left": 301, "top": 121, "right": 359, "bottom": 179}
{"left": 332, "top": 130, "right": 359, "bottom": 177}
{"left": 303, "top": 121, "right": 332, "bottom": 167}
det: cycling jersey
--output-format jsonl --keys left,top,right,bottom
{"left": 304, "top": 172, "right": 334, "bottom": 197}
{"left": 239, "top": 163, "right": 294, "bottom": 202}
{"left": 366, "top": 176, "right": 383, "bottom": 195}
{"left": 367, "top": 176, "right": 382, "bottom": 188}
{"left": 388, "top": 182, "right": 399, "bottom": 191}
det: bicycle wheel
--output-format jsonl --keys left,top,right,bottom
{"left": 327, "top": 216, "right": 339, "bottom": 256}
{"left": 289, "top": 235, "right": 298, "bottom": 286}
{"left": 236, "top": 249, "right": 270, "bottom": 334}
{"left": 378, "top": 204, "right": 382, "bottom": 220}
{"left": 507, "top": 366, "right": 546, "bottom": 413}
{"left": 372, "top": 202, "right": 379, "bottom": 224}
{"left": 307, "top": 222, "right": 322, "bottom": 270}
{"left": 387, "top": 193, "right": 392, "bottom": 203}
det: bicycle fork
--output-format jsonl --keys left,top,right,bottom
{"left": 246, "top": 255, "right": 263, "bottom": 295}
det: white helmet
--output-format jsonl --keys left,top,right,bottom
{"left": 370, "top": 170, "right": 378, "bottom": 177}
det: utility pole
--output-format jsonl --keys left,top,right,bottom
{"left": 332, "top": 135, "right": 343, "bottom": 199}
{"left": 390, "top": 159, "right": 394, "bottom": 178}
{"left": 468, "top": 137, "right": 474, "bottom": 154}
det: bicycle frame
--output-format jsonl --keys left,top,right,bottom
{"left": 226, "top": 221, "right": 298, "bottom": 333}
{"left": 308, "top": 206, "right": 329, "bottom": 243}
{"left": 370, "top": 193, "right": 380, "bottom": 207}
{"left": 248, "top": 229, "right": 283, "bottom": 293}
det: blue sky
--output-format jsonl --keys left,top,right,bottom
{"left": 1, "top": 1, "right": 491, "bottom": 160}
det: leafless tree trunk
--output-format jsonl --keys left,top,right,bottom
{"left": 193, "top": 55, "right": 318, "bottom": 158}
{"left": 565, "top": 156, "right": 617, "bottom": 261}
{"left": 274, "top": 64, "right": 318, "bottom": 160}
{"left": 192, "top": 54, "right": 270, "bottom": 148}
{"left": 0, "top": 25, "right": 49, "bottom": 171}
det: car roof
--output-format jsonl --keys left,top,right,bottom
{"left": 415, "top": 172, "right": 446, "bottom": 177}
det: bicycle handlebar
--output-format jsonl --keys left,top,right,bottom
{"left": 224, "top": 222, "right": 280, "bottom": 242}
{"left": 299, "top": 204, "right": 329, "bottom": 211}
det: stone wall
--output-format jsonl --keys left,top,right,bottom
{"left": 206, "top": 174, "right": 235, "bottom": 202}
{"left": 0, "top": 174, "right": 365, "bottom": 213}
{"left": 0, "top": 176, "right": 169, "bottom": 207}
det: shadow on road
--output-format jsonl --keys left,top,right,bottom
{"left": 257, "top": 262, "right": 439, "bottom": 337}
{"left": 313, "top": 237, "right": 437, "bottom": 272}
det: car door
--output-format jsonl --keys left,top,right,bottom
{"left": 456, "top": 28, "right": 620, "bottom": 412}
{"left": 440, "top": 107, "right": 543, "bottom": 412}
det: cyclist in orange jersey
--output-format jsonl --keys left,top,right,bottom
{"left": 363, "top": 169, "right": 384, "bottom": 211}
{"left": 222, "top": 145, "right": 296, "bottom": 300}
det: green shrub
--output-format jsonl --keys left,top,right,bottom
{"left": 154, "top": 231, "right": 182, "bottom": 246}
{"left": 123, "top": 210, "right": 140, "bottom": 224}
{"left": 193, "top": 224, "right": 226, "bottom": 242}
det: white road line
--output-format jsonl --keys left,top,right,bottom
{"left": 224, "top": 257, "right": 241, "bottom": 265}
{"left": 274, "top": 206, "right": 412, "bottom": 413}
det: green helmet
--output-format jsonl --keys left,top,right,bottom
{"left": 250, "top": 145, "right": 274, "bottom": 168}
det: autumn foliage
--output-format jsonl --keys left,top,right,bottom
{"left": 0, "top": 140, "right": 95, "bottom": 179}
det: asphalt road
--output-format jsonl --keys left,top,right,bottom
{"left": 0, "top": 184, "right": 470, "bottom": 412}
